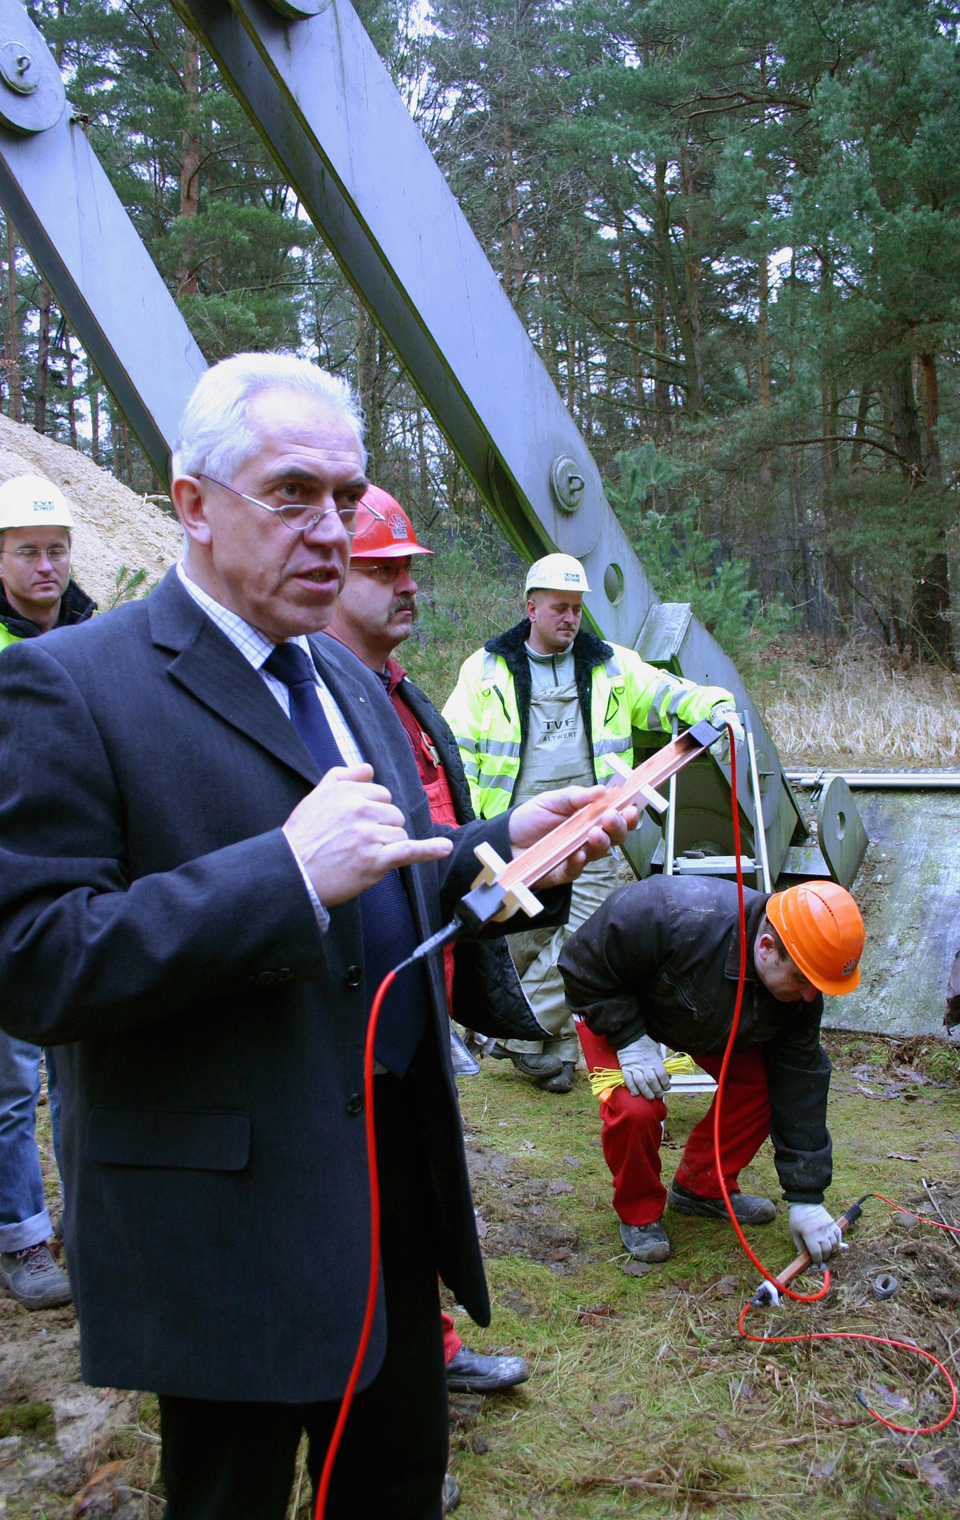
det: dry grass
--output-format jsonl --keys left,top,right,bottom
{"left": 753, "top": 646, "right": 960, "bottom": 770}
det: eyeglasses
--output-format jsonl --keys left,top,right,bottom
{"left": 0, "top": 545, "right": 70, "bottom": 564}
{"left": 199, "top": 473, "right": 364, "bottom": 534}
{"left": 352, "top": 560, "right": 414, "bottom": 585}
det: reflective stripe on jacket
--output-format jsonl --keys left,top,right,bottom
{"left": 0, "top": 625, "right": 21, "bottom": 652}
{"left": 442, "top": 618, "right": 734, "bottom": 819}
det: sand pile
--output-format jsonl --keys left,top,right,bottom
{"left": 0, "top": 413, "right": 181, "bottom": 608}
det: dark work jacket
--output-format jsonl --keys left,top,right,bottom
{"left": 392, "top": 668, "right": 548, "bottom": 1044}
{"left": 484, "top": 618, "right": 612, "bottom": 780}
{"left": 0, "top": 578, "right": 96, "bottom": 639}
{"left": 0, "top": 569, "right": 571, "bottom": 1403}
{"left": 558, "top": 876, "right": 832, "bottom": 1204}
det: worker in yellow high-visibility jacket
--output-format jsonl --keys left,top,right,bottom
{"left": 442, "top": 553, "right": 741, "bottom": 1093}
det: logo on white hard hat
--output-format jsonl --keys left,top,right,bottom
{"left": 0, "top": 474, "right": 74, "bottom": 533}
{"left": 388, "top": 511, "right": 409, "bottom": 541}
{"left": 525, "top": 553, "right": 591, "bottom": 594}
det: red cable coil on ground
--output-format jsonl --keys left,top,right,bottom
{"left": 719, "top": 723, "right": 959, "bottom": 1437}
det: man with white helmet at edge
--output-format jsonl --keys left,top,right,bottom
{"left": 443, "top": 552, "right": 742, "bottom": 1093}
{"left": 0, "top": 473, "right": 94, "bottom": 1309}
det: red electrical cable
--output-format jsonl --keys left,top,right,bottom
{"left": 718, "top": 721, "right": 958, "bottom": 1437}
{"left": 314, "top": 966, "right": 396, "bottom": 1520}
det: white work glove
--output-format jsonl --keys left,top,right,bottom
{"left": 789, "top": 1204, "right": 843, "bottom": 1265}
{"left": 709, "top": 703, "right": 745, "bottom": 756}
{"left": 617, "top": 1035, "right": 671, "bottom": 1101}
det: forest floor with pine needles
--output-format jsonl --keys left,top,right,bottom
{"left": 2, "top": 1037, "right": 959, "bottom": 1518}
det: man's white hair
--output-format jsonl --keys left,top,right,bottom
{"left": 171, "top": 353, "right": 366, "bottom": 482}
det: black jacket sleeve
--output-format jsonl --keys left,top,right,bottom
{"left": 558, "top": 879, "right": 672, "bottom": 1048}
{"left": 764, "top": 1008, "right": 833, "bottom": 1204}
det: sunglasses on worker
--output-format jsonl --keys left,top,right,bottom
{"left": 199, "top": 473, "right": 365, "bottom": 533}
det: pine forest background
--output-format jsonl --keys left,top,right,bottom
{"left": 10, "top": 0, "right": 960, "bottom": 729}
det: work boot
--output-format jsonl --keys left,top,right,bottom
{"left": 489, "top": 1044, "right": 563, "bottom": 1082}
{"left": 538, "top": 1061, "right": 575, "bottom": 1094}
{"left": 668, "top": 1180, "right": 776, "bottom": 1225}
{"left": 446, "top": 1345, "right": 529, "bottom": 1393}
{"left": 442, "top": 1474, "right": 461, "bottom": 1514}
{"left": 0, "top": 1243, "right": 72, "bottom": 1309}
{"left": 620, "top": 1219, "right": 671, "bottom": 1263}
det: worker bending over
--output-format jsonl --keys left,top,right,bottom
{"left": 444, "top": 554, "right": 740, "bottom": 1092}
{"left": 558, "top": 877, "right": 865, "bottom": 1264}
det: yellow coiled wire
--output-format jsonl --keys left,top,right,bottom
{"left": 588, "top": 1051, "right": 699, "bottom": 1102}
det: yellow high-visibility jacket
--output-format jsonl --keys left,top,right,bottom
{"left": 442, "top": 620, "right": 734, "bottom": 820}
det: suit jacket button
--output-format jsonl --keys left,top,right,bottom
{"left": 257, "top": 970, "right": 278, "bottom": 986}
{"left": 345, "top": 965, "right": 363, "bottom": 989}
{"left": 346, "top": 1093, "right": 364, "bottom": 1116}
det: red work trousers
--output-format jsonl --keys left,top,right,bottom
{"left": 575, "top": 1021, "right": 772, "bottom": 1227}
{"left": 441, "top": 1311, "right": 462, "bottom": 1363}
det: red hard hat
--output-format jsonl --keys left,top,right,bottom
{"left": 350, "top": 485, "right": 433, "bottom": 559}
{"left": 765, "top": 881, "right": 865, "bottom": 996}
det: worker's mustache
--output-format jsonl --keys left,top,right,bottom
{"left": 391, "top": 595, "right": 418, "bottom": 619}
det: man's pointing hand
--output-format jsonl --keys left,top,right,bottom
{"left": 283, "top": 764, "right": 452, "bottom": 907}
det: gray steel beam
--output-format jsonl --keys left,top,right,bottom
{"left": 0, "top": 106, "right": 207, "bottom": 482}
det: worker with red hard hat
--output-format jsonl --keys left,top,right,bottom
{"left": 558, "top": 875, "right": 865, "bottom": 1265}
{"left": 327, "top": 486, "right": 543, "bottom": 1512}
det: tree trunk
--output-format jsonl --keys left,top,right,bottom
{"left": 64, "top": 329, "right": 77, "bottom": 448}
{"left": 502, "top": 112, "right": 523, "bottom": 300}
{"left": 679, "top": 142, "right": 705, "bottom": 410}
{"left": 613, "top": 209, "right": 645, "bottom": 416}
{"left": 90, "top": 381, "right": 100, "bottom": 465}
{"left": 889, "top": 354, "right": 952, "bottom": 664}
{"left": 850, "top": 383, "right": 871, "bottom": 468}
{"left": 177, "top": 32, "right": 201, "bottom": 298}
{"left": 653, "top": 160, "right": 701, "bottom": 415}
{"left": 35, "top": 280, "right": 51, "bottom": 433}
{"left": 652, "top": 280, "right": 672, "bottom": 434}
{"left": 5, "top": 220, "right": 20, "bottom": 424}
{"left": 757, "top": 252, "right": 770, "bottom": 407}
{"left": 914, "top": 353, "right": 952, "bottom": 664}
{"left": 118, "top": 414, "right": 134, "bottom": 482}
{"left": 415, "top": 405, "right": 429, "bottom": 523}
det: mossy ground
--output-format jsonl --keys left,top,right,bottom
{"left": 433, "top": 1035, "right": 960, "bottom": 1519}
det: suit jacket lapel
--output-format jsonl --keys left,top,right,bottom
{"left": 148, "top": 570, "right": 321, "bottom": 787}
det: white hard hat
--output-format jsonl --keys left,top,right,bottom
{"left": 0, "top": 475, "right": 74, "bottom": 533}
{"left": 524, "top": 553, "right": 590, "bottom": 595}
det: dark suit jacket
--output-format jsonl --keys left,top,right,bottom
{"left": 0, "top": 569, "right": 567, "bottom": 1402}
{"left": 380, "top": 664, "right": 548, "bottom": 1043}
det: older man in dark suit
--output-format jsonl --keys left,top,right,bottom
{"left": 0, "top": 354, "right": 632, "bottom": 1520}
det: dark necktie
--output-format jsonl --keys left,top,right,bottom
{"left": 263, "top": 641, "right": 428, "bottom": 1076}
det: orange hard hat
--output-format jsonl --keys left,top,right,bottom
{"left": 765, "top": 881, "right": 865, "bottom": 996}
{"left": 350, "top": 485, "right": 433, "bottom": 559}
